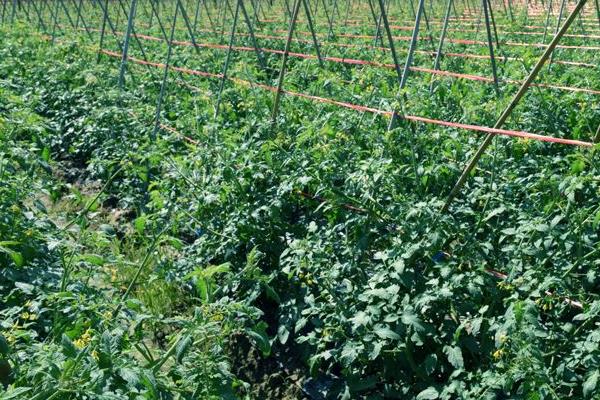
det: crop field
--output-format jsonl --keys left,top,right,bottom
{"left": 0, "top": 0, "right": 600, "bottom": 398}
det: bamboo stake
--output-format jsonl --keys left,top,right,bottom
{"left": 442, "top": 0, "right": 589, "bottom": 212}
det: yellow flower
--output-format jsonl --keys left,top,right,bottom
{"left": 497, "top": 281, "right": 514, "bottom": 291}
{"left": 211, "top": 313, "right": 224, "bottom": 322}
{"left": 499, "top": 334, "right": 508, "bottom": 344}
{"left": 91, "top": 350, "right": 99, "bottom": 361}
{"left": 5, "top": 333, "right": 16, "bottom": 344}
{"left": 493, "top": 349, "right": 504, "bottom": 360}
{"left": 74, "top": 328, "right": 93, "bottom": 349}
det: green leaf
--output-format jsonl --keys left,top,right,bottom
{"left": 140, "top": 370, "right": 158, "bottom": 397}
{"left": 61, "top": 334, "right": 78, "bottom": 358}
{"left": 134, "top": 215, "right": 147, "bottom": 235}
{"left": 277, "top": 324, "right": 290, "bottom": 345}
{"left": 8, "top": 251, "right": 23, "bottom": 267}
{"left": 78, "top": 254, "right": 104, "bottom": 266}
{"left": 246, "top": 322, "right": 271, "bottom": 356}
{"left": 0, "top": 333, "right": 10, "bottom": 355}
{"left": 350, "top": 311, "right": 370, "bottom": 331}
{"left": 119, "top": 367, "right": 141, "bottom": 388}
{"left": 373, "top": 325, "right": 400, "bottom": 340}
{"left": 584, "top": 370, "right": 599, "bottom": 398}
{"left": 41, "top": 146, "right": 51, "bottom": 162}
{"left": 0, "top": 241, "right": 24, "bottom": 267}
{"left": 484, "top": 206, "right": 506, "bottom": 222}
{"left": 14, "top": 281, "right": 34, "bottom": 294}
{"left": 444, "top": 345, "right": 464, "bottom": 369}
{"left": 175, "top": 335, "right": 192, "bottom": 364}
{"left": 401, "top": 310, "right": 425, "bottom": 332}
{"left": 0, "top": 387, "right": 33, "bottom": 400}
{"left": 416, "top": 387, "right": 439, "bottom": 400}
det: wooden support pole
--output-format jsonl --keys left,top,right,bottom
{"left": 442, "top": 0, "right": 589, "bottom": 212}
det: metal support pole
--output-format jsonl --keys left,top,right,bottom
{"left": 430, "top": 0, "right": 453, "bottom": 93}
{"left": 152, "top": 1, "right": 179, "bottom": 141}
{"left": 148, "top": 0, "right": 169, "bottom": 42}
{"left": 271, "top": 0, "right": 301, "bottom": 123}
{"left": 75, "top": 0, "right": 82, "bottom": 27}
{"left": 215, "top": 0, "right": 240, "bottom": 118}
{"left": 67, "top": 0, "right": 93, "bottom": 40}
{"left": 542, "top": 0, "right": 553, "bottom": 42}
{"left": 50, "top": 0, "right": 60, "bottom": 44}
{"left": 177, "top": 0, "right": 204, "bottom": 57}
{"left": 507, "top": 0, "right": 514, "bottom": 21}
{"left": 482, "top": 0, "right": 499, "bottom": 94}
{"left": 593, "top": 123, "right": 600, "bottom": 143}
{"left": 303, "top": 0, "right": 324, "bottom": 68}
{"left": 321, "top": 0, "right": 334, "bottom": 39}
{"left": 1, "top": 0, "right": 7, "bottom": 24}
{"left": 550, "top": 0, "right": 566, "bottom": 63}
{"left": 486, "top": 0, "right": 499, "bottom": 50}
{"left": 192, "top": 0, "right": 201, "bottom": 32}
{"left": 377, "top": 0, "right": 403, "bottom": 86}
{"left": 10, "top": 0, "right": 16, "bottom": 23}
{"left": 442, "top": 0, "right": 589, "bottom": 212}
{"left": 118, "top": 0, "right": 137, "bottom": 89}
{"left": 239, "top": 0, "right": 267, "bottom": 72}
{"left": 367, "top": 0, "right": 382, "bottom": 44}
{"left": 97, "top": 0, "right": 110, "bottom": 62}
{"left": 399, "top": 0, "right": 425, "bottom": 89}
{"left": 30, "top": 0, "right": 48, "bottom": 31}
